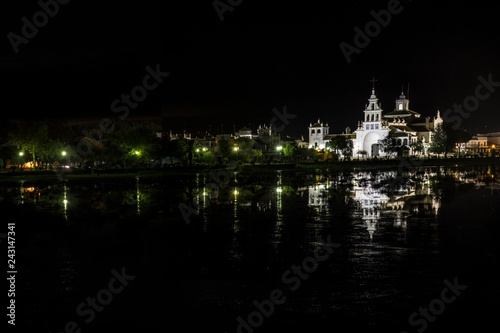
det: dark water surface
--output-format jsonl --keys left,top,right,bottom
{"left": 3, "top": 165, "right": 500, "bottom": 332}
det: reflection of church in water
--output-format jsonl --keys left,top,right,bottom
{"left": 306, "top": 170, "right": 442, "bottom": 240}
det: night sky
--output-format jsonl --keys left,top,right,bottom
{"left": 1, "top": 0, "right": 499, "bottom": 138}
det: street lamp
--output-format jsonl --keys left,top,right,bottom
{"left": 18, "top": 152, "right": 24, "bottom": 170}
{"left": 276, "top": 146, "right": 283, "bottom": 162}
{"left": 61, "top": 151, "right": 68, "bottom": 168}
{"left": 233, "top": 146, "right": 239, "bottom": 160}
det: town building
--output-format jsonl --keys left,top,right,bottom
{"left": 309, "top": 84, "right": 443, "bottom": 157}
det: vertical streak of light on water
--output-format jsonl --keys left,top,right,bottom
{"left": 274, "top": 170, "right": 283, "bottom": 253}
{"left": 136, "top": 176, "right": 141, "bottom": 215}
{"left": 202, "top": 173, "right": 208, "bottom": 233}
{"left": 19, "top": 179, "right": 25, "bottom": 205}
{"left": 230, "top": 171, "right": 242, "bottom": 263}
{"left": 63, "top": 183, "right": 68, "bottom": 221}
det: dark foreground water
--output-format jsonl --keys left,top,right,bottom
{"left": 3, "top": 165, "right": 500, "bottom": 332}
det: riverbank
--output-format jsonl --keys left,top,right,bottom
{"left": 0, "top": 157, "right": 499, "bottom": 182}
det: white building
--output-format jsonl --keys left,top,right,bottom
{"left": 237, "top": 127, "right": 253, "bottom": 138}
{"left": 308, "top": 119, "right": 330, "bottom": 149}
{"left": 309, "top": 84, "right": 443, "bottom": 157}
{"left": 352, "top": 87, "right": 390, "bottom": 157}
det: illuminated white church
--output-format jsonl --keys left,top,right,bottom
{"left": 308, "top": 84, "right": 443, "bottom": 157}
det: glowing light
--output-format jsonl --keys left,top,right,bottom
{"left": 19, "top": 152, "right": 24, "bottom": 156}
{"left": 202, "top": 147, "right": 207, "bottom": 151}
{"left": 234, "top": 189, "right": 239, "bottom": 195}
{"left": 233, "top": 147, "right": 239, "bottom": 151}
{"left": 276, "top": 146, "right": 283, "bottom": 151}
{"left": 276, "top": 187, "right": 282, "bottom": 193}
{"left": 135, "top": 151, "right": 140, "bottom": 155}
{"left": 62, "top": 151, "right": 67, "bottom": 156}
{"left": 196, "top": 148, "right": 200, "bottom": 152}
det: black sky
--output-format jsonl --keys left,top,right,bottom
{"left": 1, "top": 1, "right": 499, "bottom": 138}
{"left": 162, "top": 0, "right": 500, "bottom": 137}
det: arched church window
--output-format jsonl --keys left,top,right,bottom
{"left": 375, "top": 114, "right": 379, "bottom": 121}
{"left": 371, "top": 114, "right": 374, "bottom": 121}
{"left": 317, "top": 129, "right": 321, "bottom": 134}
{"left": 311, "top": 129, "right": 315, "bottom": 134}
{"left": 397, "top": 139, "right": 402, "bottom": 145}
{"left": 403, "top": 139, "right": 408, "bottom": 145}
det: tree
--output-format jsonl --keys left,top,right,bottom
{"left": 328, "top": 136, "right": 348, "bottom": 156}
{"left": 218, "top": 136, "right": 231, "bottom": 161}
{"left": 357, "top": 150, "right": 368, "bottom": 159}
{"left": 107, "top": 121, "right": 161, "bottom": 167}
{"left": 177, "top": 139, "right": 197, "bottom": 165}
{"left": 429, "top": 124, "right": 446, "bottom": 157}
{"left": 234, "top": 137, "right": 254, "bottom": 151}
{"left": 378, "top": 136, "right": 399, "bottom": 158}
{"left": 296, "top": 148, "right": 317, "bottom": 161}
{"left": 341, "top": 139, "right": 354, "bottom": 159}
{"left": 9, "top": 121, "right": 51, "bottom": 169}
{"left": 253, "top": 149, "right": 263, "bottom": 163}
{"left": 283, "top": 142, "right": 297, "bottom": 161}
{"left": 429, "top": 123, "right": 470, "bottom": 158}
{"left": 410, "top": 139, "right": 424, "bottom": 156}
{"left": 201, "top": 150, "right": 216, "bottom": 165}
{"left": 79, "top": 137, "right": 105, "bottom": 168}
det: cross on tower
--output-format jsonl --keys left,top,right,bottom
{"left": 369, "top": 76, "right": 378, "bottom": 90}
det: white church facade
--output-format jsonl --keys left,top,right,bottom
{"left": 309, "top": 84, "right": 443, "bottom": 157}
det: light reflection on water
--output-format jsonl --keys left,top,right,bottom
{"left": 2, "top": 165, "right": 499, "bottom": 331}
{"left": 0, "top": 166, "right": 497, "bottom": 233}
